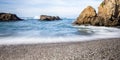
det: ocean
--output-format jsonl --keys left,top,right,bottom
{"left": 0, "top": 18, "right": 120, "bottom": 45}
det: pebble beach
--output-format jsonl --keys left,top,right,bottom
{"left": 0, "top": 38, "right": 120, "bottom": 60}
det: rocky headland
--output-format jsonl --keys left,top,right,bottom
{"left": 0, "top": 13, "right": 22, "bottom": 21}
{"left": 74, "top": 0, "right": 120, "bottom": 27}
{"left": 40, "top": 15, "right": 61, "bottom": 21}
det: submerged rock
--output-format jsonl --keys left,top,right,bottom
{"left": 74, "top": 0, "right": 120, "bottom": 26}
{"left": 40, "top": 15, "right": 61, "bottom": 21}
{"left": 0, "top": 13, "right": 22, "bottom": 21}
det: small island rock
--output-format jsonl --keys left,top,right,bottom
{"left": 0, "top": 13, "right": 22, "bottom": 21}
{"left": 40, "top": 15, "right": 61, "bottom": 21}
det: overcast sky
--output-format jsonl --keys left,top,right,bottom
{"left": 0, "top": 0, "right": 102, "bottom": 18}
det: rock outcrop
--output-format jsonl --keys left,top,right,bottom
{"left": 74, "top": 6, "right": 97, "bottom": 25}
{"left": 0, "top": 13, "right": 22, "bottom": 21}
{"left": 74, "top": 0, "right": 120, "bottom": 26}
{"left": 40, "top": 15, "right": 61, "bottom": 21}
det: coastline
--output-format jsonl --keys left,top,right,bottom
{"left": 0, "top": 38, "right": 120, "bottom": 60}
{"left": 0, "top": 0, "right": 120, "bottom": 60}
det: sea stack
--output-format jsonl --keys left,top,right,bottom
{"left": 0, "top": 13, "right": 22, "bottom": 21}
{"left": 40, "top": 15, "right": 61, "bottom": 21}
{"left": 74, "top": 0, "right": 120, "bottom": 26}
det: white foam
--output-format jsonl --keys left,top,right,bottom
{"left": 34, "top": 16, "right": 40, "bottom": 19}
{"left": 0, "top": 35, "right": 119, "bottom": 45}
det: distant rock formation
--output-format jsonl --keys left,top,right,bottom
{"left": 40, "top": 15, "right": 61, "bottom": 21}
{"left": 0, "top": 13, "right": 22, "bottom": 21}
{"left": 74, "top": 0, "right": 120, "bottom": 26}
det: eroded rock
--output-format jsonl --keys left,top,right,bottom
{"left": 0, "top": 13, "right": 22, "bottom": 21}
{"left": 74, "top": 6, "right": 97, "bottom": 25}
{"left": 40, "top": 15, "right": 61, "bottom": 21}
{"left": 74, "top": 0, "right": 120, "bottom": 26}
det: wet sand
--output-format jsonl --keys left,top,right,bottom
{"left": 0, "top": 38, "right": 120, "bottom": 60}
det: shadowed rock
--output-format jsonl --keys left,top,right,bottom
{"left": 40, "top": 15, "right": 61, "bottom": 21}
{"left": 0, "top": 13, "right": 22, "bottom": 21}
{"left": 74, "top": 0, "right": 120, "bottom": 26}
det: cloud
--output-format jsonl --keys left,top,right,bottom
{"left": 0, "top": 0, "right": 102, "bottom": 18}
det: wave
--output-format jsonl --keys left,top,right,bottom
{"left": 73, "top": 25, "right": 120, "bottom": 36}
{"left": 0, "top": 25, "right": 120, "bottom": 45}
{"left": 0, "top": 34, "right": 119, "bottom": 45}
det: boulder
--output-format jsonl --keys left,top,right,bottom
{"left": 74, "top": 0, "right": 120, "bottom": 26}
{"left": 40, "top": 15, "right": 61, "bottom": 21}
{"left": 74, "top": 6, "right": 97, "bottom": 25}
{"left": 0, "top": 13, "right": 22, "bottom": 21}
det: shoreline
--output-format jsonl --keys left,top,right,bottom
{"left": 0, "top": 38, "right": 120, "bottom": 60}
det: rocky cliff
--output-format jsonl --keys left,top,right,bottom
{"left": 0, "top": 13, "right": 22, "bottom": 21}
{"left": 40, "top": 15, "right": 61, "bottom": 21}
{"left": 74, "top": 0, "right": 120, "bottom": 26}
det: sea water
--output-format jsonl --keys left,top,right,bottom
{"left": 0, "top": 18, "right": 120, "bottom": 44}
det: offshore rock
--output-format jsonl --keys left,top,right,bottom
{"left": 40, "top": 15, "right": 61, "bottom": 21}
{"left": 0, "top": 13, "right": 22, "bottom": 21}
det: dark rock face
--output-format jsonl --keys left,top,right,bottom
{"left": 74, "top": 0, "right": 120, "bottom": 26}
{"left": 0, "top": 13, "right": 22, "bottom": 21}
{"left": 40, "top": 15, "right": 61, "bottom": 21}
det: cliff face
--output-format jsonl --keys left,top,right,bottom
{"left": 0, "top": 13, "right": 22, "bottom": 21}
{"left": 74, "top": 0, "right": 120, "bottom": 26}
{"left": 98, "top": 0, "right": 120, "bottom": 18}
{"left": 98, "top": 0, "right": 120, "bottom": 26}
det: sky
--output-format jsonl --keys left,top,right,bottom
{"left": 0, "top": 0, "right": 102, "bottom": 18}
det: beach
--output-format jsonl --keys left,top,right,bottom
{"left": 0, "top": 38, "right": 120, "bottom": 60}
{"left": 0, "top": 0, "right": 120, "bottom": 60}
{"left": 0, "top": 15, "right": 120, "bottom": 60}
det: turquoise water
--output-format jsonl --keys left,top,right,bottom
{"left": 0, "top": 19, "right": 120, "bottom": 44}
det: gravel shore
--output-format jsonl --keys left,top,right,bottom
{"left": 0, "top": 38, "right": 120, "bottom": 60}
